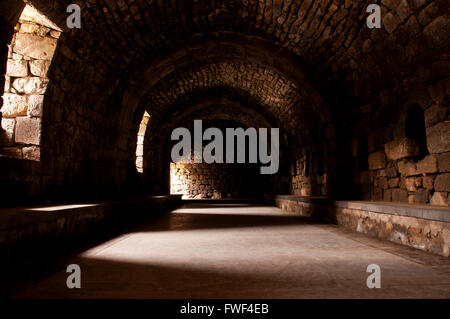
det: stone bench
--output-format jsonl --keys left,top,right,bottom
{"left": 274, "top": 195, "right": 450, "bottom": 257}
{"left": 0, "top": 195, "right": 182, "bottom": 297}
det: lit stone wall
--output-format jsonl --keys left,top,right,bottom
{"left": 0, "top": 5, "right": 60, "bottom": 161}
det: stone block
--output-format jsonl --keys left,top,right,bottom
{"left": 368, "top": 151, "right": 386, "bottom": 170}
{"left": 423, "top": 16, "right": 450, "bottom": 48}
{"left": 438, "top": 152, "right": 450, "bottom": 172}
{"left": 20, "top": 22, "right": 39, "bottom": 33}
{"left": 383, "top": 12, "right": 401, "bottom": 34}
{"left": 29, "top": 60, "right": 50, "bottom": 77}
{"left": 6, "top": 59, "right": 27, "bottom": 77}
{"left": 384, "top": 138, "right": 419, "bottom": 161}
{"left": 388, "top": 177, "right": 399, "bottom": 188}
{"left": 396, "top": 0, "right": 412, "bottom": 22}
{"left": 397, "top": 160, "right": 419, "bottom": 176}
{"left": 27, "top": 94, "right": 43, "bottom": 117}
{"left": 427, "top": 122, "right": 450, "bottom": 154}
{"left": 13, "top": 33, "right": 57, "bottom": 60}
{"left": 15, "top": 117, "right": 41, "bottom": 145}
{"left": 414, "top": 188, "right": 429, "bottom": 204}
{"left": 383, "top": 189, "right": 392, "bottom": 201}
{"left": 406, "top": 177, "right": 417, "bottom": 192}
{"left": 425, "top": 104, "right": 447, "bottom": 127}
{"left": 392, "top": 188, "right": 408, "bottom": 202}
{"left": 430, "top": 192, "right": 448, "bottom": 206}
{"left": 416, "top": 154, "right": 438, "bottom": 174}
{"left": 22, "top": 145, "right": 40, "bottom": 161}
{"left": 423, "top": 175, "right": 435, "bottom": 190}
{"left": 12, "top": 77, "right": 48, "bottom": 94}
{"left": 373, "top": 187, "right": 383, "bottom": 200}
{"left": 385, "top": 166, "right": 398, "bottom": 178}
{"left": 434, "top": 173, "right": 450, "bottom": 192}
{"left": 376, "top": 177, "right": 388, "bottom": 189}
{"left": 1, "top": 93, "right": 27, "bottom": 117}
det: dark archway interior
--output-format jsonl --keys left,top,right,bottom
{"left": 0, "top": 0, "right": 448, "bottom": 206}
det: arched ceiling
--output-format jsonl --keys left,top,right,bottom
{"left": 18, "top": 0, "right": 446, "bottom": 164}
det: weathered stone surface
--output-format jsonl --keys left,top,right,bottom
{"left": 6, "top": 59, "right": 27, "bottom": 77}
{"left": 0, "top": 118, "right": 15, "bottom": 146}
{"left": 427, "top": 122, "right": 450, "bottom": 154}
{"left": 388, "top": 177, "right": 399, "bottom": 188}
{"left": 406, "top": 178, "right": 417, "bottom": 192}
{"left": 416, "top": 154, "right": 438, "bottom": 174}
{"left": 14, "top": 117, "right": 41, "bottom": 145}
{"left": 423, "top": 175, "right": 435, "bottom": 190}
{"left": 1, "top": 93, "right": 27, "bottom": 117}
{"left": 1, "top": 147, "right": 22, "bottom": 158}
{"left": 438, "top": 152, "right": 450, "bottom": 172}
{"left": 12, "top": 77, "right": 48, "bottom": 94}
{"left": 376, "top": 177, "right": 388, "bottom": 189}
{"left": 392, "top": 188, "right": 408, "bottom": 202}
{"left": 396, "top": 0, "right": 412, "bottom": 23}
{"left": 27, "top": 94, "right": 43, "bottom": 117}
{"left": 22, "top": 145, "right": 40, "bottom": 161}
{"left": 425, "top": 104, "right": 447, "bottom": 127}
{"left": 414, "top": 188, "right": 429, "bottom": 203}
{"left": 434, "top": 173, "right": 450, "bottom": 192}
{"left": 29, "top": 59, "right": 50, "bottom": 77}
{"left": 383, "top": 12, "right": 401, "bottom": 34}
{"left": 20, "top": 22, "right": 39, "bottom": 33}
{"left": 384, "top": 189, "right": 392, "bottom": 201}
{"left": 430, "top": 192, "right": 448, "bottom": 206}
{"left": 385, "top": 166, "right": 398, "bottom": 178}
{"left": 368, "top": 151, "right": 386, "bottom": 170}
{"left": 397, "top": 160, "right": 419, "bottom": 176}
{"left": 333, "top": 204, "right": 450, "bottom": 256}
{"left": 423, "top": 16, "right": 450, "bottom": 48}
{"left": 4, "top": 76, "right": 11, "bottom": 92}
{"left": 13, "top": 33, "right": 57, "bottom": 60}
{"left": 384, "top": 138, "right": 419, "bottom": 161}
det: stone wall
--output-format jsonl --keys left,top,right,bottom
{"left": 290, "top": 154, "right": 327, "bottom": 197}
{"left": 170, "top": 162, "right": 264, "bottom": 199}
{"left": 0, "top": 6, "right": 59, "bottom": 161}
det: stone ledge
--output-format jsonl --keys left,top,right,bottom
{"left": 274, "top": 195, "right": 450, "bottom": 256}
{"left": 274, "top": 195, "right": 329, "bottom": 203}
{"left": 334, "top": 200, "right": 450, "bottom": 223}
{"left": 274, "top": 195, "right": 329, "bottom": 218}
{"left": 0, "top": 195, "right": 182, "bottom": 240}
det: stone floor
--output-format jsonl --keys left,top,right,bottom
{"left": 14, "top": 203, "right": 450, "bottom": 299}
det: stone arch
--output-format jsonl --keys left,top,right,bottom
{"left": 135, "top": 111, "right": 150, "bottom": 173}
